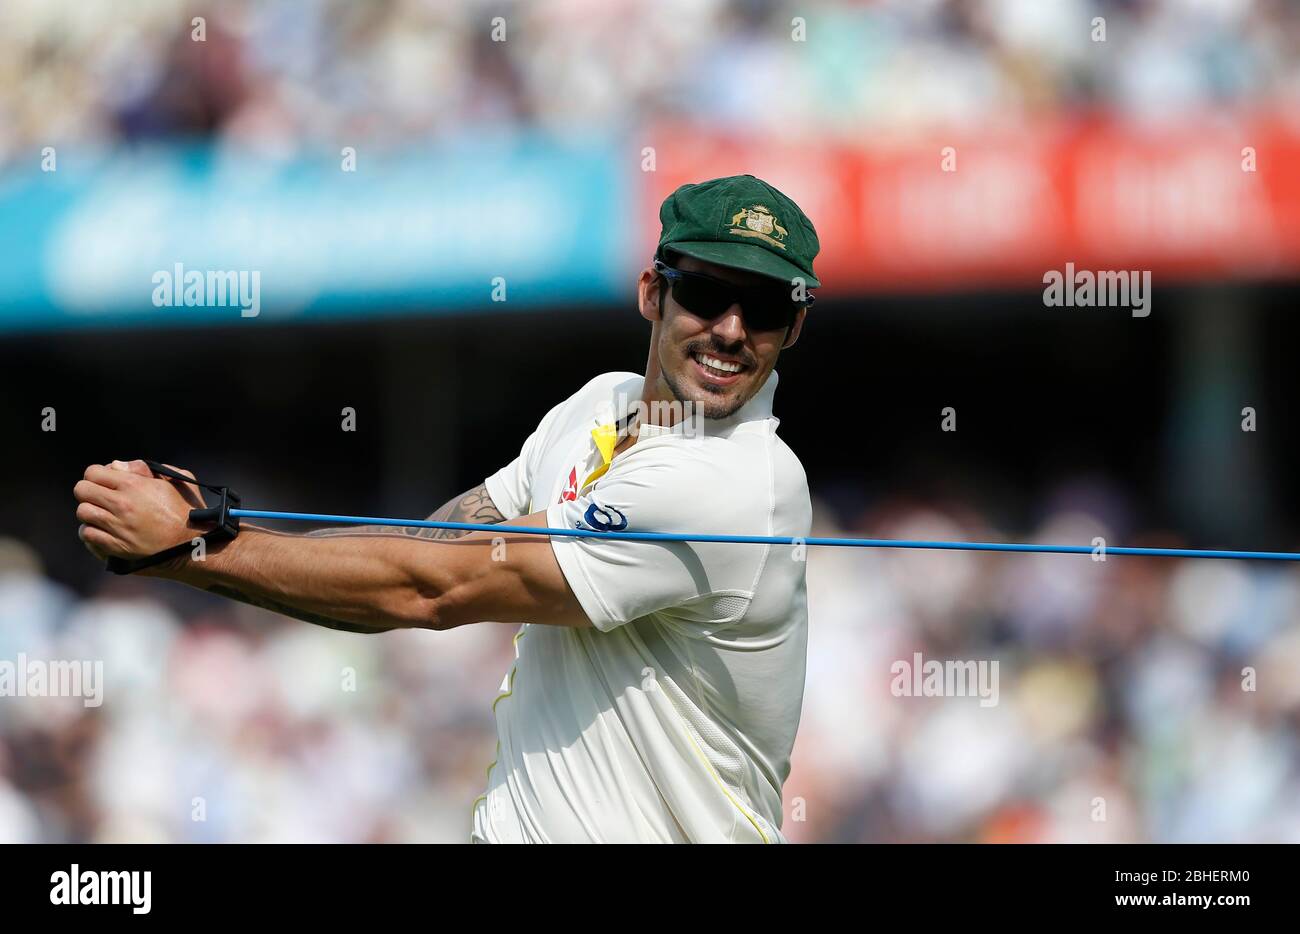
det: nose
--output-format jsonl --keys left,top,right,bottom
{"left": 711, "top": 303, "right": 747, "bottom": 344}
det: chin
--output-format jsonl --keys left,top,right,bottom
{"left": 668, "top": 371, "right": 748, "bottom": 420}
{"left": 697, "top": 397, "right": 745, "bottom": 420}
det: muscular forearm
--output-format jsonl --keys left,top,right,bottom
{"left": 78, "top": 468, "right": 578, "bottom": 633}
{"left": 169, "top": 527, "right": 454, "bottom": 632}
{"left": 173, "top": 482, "right": 510, "bottom": 633}
{"left": 189, "top": 529, "right": 396, "bottom": 633}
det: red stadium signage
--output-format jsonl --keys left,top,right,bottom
{"left": 639, "top": 113, "right": 1300, "bottom": 293}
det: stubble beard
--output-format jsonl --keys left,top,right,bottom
{"left": 661, "top": 353, "right": 747, "bottom": 421}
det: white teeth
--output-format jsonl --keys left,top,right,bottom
{"left": 694, "top": 353, "right": 742, "bottom": 374}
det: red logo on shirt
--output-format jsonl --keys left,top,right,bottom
{"left": 559, "top": 467, "right": 578, "bottom": 503}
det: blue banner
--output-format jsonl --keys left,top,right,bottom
{"left": 0, "top": 137, "right": 633, "bottom": 332}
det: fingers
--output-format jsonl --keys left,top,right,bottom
{"left": 75, "top": 501, "right": 115, "bottom": 528}
{"left": 74, "top": 488, "right": 121, "bottom": 555}
{"left": 75, "top": 461, "right": 148, "bottom": 517}
{"left": 77, "top": 465, "right": 120, "bottom": 558}
{"left": 75, "top": 461, "right": 169, "bottom": 560}
{"left": 73, "top": 478, "right": 119, "bottom": 511}
{"left": 84, "top": 460, "right": 155, "bottom": 489}
{"left": 78, "top": 523, "right": 103, "bottom": 559}
{"left": 76, "top": 461, "right": 176, "bottom": 509}
{"left": 83, "top": 463, "right": 130, "bottom": 489}
{"left": 112, "top": 459, "right": 155, "bottom": 478}
{"left": 75, "top": 461, "right": 201, "bottom": 560}
{"left": 79, "top": 522, "right": 124, "bottom": 557}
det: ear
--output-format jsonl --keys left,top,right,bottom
{"left": 781, "top": 306, "right": 807, "bottom": 349}
{"left": 637, "top": 265, "right": 663, "bottom": 323}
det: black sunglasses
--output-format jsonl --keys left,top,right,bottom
{"left": 654, "top": 259, "right": 813, "bottom": 332}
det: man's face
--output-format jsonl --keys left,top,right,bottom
{"left": 643, "top": 255, "right": 806, "bottom": 420}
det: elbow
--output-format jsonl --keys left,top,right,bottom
{"left": 387, "top": 586, "right": 464, "bottom": 632}
{"left": 368, "top": 585, "right": 443, "bottom": 632}
{"left": 417, "top": 579, "right": 490, "bottom": 632}
{"left": 392, "top": 555, "right": 489, "bottom": 632}
{"left": 424, "top": 595, "right": 460, "bottom": 632}
{"left": 378, "top": 555, "right": 462, "bottom": 630}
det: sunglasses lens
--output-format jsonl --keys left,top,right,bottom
{"left": 667, "top": 268, "right": 802, "bottom": 331}
{"left": 741, "top": 293, "right": 797, "bottom": 331}
{"left": 670, "top": 277, "right": 735, "bottom": 318}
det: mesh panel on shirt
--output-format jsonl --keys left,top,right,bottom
{"left": 710, "top": 593, "right": 751, "bottom": 623}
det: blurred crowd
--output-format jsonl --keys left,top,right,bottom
{"left": 4, "top": 0, "right": 1300, "bottom": 166}
{"left": 3, "top": 484, "right": 1297, "bottom": 843}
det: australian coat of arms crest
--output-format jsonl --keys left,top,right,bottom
{"left": 727, "top": 205, "right": 790, "bottom": 250}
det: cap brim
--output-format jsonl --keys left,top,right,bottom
{"left": 664, "top": 240, "right": 820, "bottom": 288}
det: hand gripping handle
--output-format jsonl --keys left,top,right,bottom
{"left": 104, "top": 461, "right": 241, "bottom": 575}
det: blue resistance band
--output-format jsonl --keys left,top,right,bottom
{"left": 102, "top": 461, "right": 1300, "bottom": 574}
{"left": 231, "top": 509, "right": 1300, "bottom": 562}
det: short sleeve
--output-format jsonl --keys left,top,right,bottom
{"left": 484, "top": 452, "right": 531, "bottom": 521}
{"left": 484, "top": 372, "right": 641, "bottom": 521}
{"left": 546, "top": 451, "right": 768, "bottom": 633}
{"left": 484, "top": 400, "right": 567, "bottom": 520}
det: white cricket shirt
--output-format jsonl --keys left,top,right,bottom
{"left": 471, "top": 371, "right": 811, "bottom": 843}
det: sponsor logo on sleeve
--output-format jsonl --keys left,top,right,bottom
{"left": 583, "top": 502, "right": 628, "bottom": 532}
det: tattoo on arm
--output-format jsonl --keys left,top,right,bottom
{"left": 418, "top": 482, "right": 510, "bottom": 538}
{"left": 199, "top": 482, "right": 509, "bottom": 632}
{"left": 305, "top": 481, "right": 509, "bottom": 541}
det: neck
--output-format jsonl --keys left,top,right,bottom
{"left": 639, "top": 334, "right": 689, "bottom": 430}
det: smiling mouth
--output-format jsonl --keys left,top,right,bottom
{"left": 691, "top": 351, "right": 748, "bottom": 383}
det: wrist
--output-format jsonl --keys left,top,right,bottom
{"left": 160, "top": 531, "right": 246, "bottom": 587}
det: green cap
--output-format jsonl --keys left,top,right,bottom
{"left": 656, "top": 174, "right": 820, "bottom": 288}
